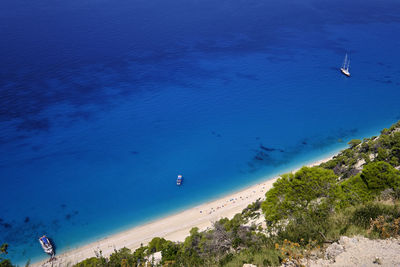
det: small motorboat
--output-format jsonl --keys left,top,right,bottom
{"left": 39, "top": 235, "right": 54, "bottom": 257}
{"left": 177, "top": 174, "right": 183, "bottom": 186}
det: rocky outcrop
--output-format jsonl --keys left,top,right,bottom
{"left": 307, "top": 236, "right": 400, "bottom": 267}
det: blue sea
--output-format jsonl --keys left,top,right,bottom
{"left": 1, "top": 0, "right": 400, "bottom": 264}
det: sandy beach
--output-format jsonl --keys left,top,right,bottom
{"left": 32, "top": 155, "right": 334, "bottom": 266}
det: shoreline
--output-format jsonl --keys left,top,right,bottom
{"left": 32, "top": 154, "right": 336, "bottom": 267}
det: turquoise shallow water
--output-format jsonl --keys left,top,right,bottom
{"left": 1, "top": 0, "right": 400, "bottom": 264}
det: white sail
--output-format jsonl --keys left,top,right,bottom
{"left": 342, "top": 54, "right": 348, "bottom": 69}
{"left": 340, "top": 53, "right": 350, "bottom": 77}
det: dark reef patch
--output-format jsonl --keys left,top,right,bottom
{"left": 52, "top": 219, "right": 60, "bottom": 227}
{"left": 211, "top": 131, "right": 222, "bottom": 137}
{"left": 254, "top": 156, "right": 263, "bottom": 161}
{"left": 2, "top": 223, "right": 12, "bottom": 228}
{"left": 248, "top": 146, "right": 289, "bottom": 173}
{"left": 0, "top": 149, "right": 89, "bottom": 169}
{"left": 260, "top": 145, "right": 277, "bottom": 152}
{"left": 235, "top": 72, "right": 259, "bottom": 81}
{"left": 67, "top": 110, "right": 93, "bottom": 121}
{"left": 65, "top": 210, "right": 79, "bottom": 221}
{"left": 266, "top": 54, "right": 297, "bottom": 64}
{"left": 336, "top": 37, "right": 349, "bottom": 43}
{"left": 16, "top": 119, "right": 51, "bottom": 132}
{"left": 24, "top": 217, "right": 30, "bottom": 223}
{"left": 246, "top": 128, "right": 359, "bottom": 173}
{"left": 375, "top": 79, "right": 393, "bottom": 84}
{"left": 259, "top": 144, "right": 284, "bottom": 153}
{"left": 31, "top": 145, "right": 42, "bottom": 152}
{"left": 329, "top": 66, "right": 339, "bottom": 72}
{"left": 376, "top": 62, "right": 393, "bottom": 69}
{"left": 0, "top": 134, "right": 29, "bottom": 145}
{"left": 16, "top": 142, "right": 29, "bottom": 148}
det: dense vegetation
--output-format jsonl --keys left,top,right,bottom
{"left": 68, "top": 121, "right": 400, "bottom": 266}
{"left": 320, "top": 121, "right": 400, "bottom": 179}
{"left": 0, "top": 243, "right": 13, "bottom": 267}
{"left": 2, "top": 121, "right": 400, "bottom": 266}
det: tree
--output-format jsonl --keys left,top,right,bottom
{"left": 177, "top": 227, "right": 204, "bottom": 266}
{"left": 392, "top": 146, "right": 400, "bottom": 161}
{"left": 0, "top": 259, "right": 13, "bottom": 267}
{"left": 376, "top": 147, "right": 389, "bottom": 161}
{"left": 390, "top": 157, "right": 399, "bottom": 167}
{"left": 109, "top": 247, "right": 135, "bottom": 267}
{"left": 262, "top": 167, "right": 339, "bottom": 224}
{"left": 339, "top": 174, "right": 373, "bottom": 205}
{"left": 147, "top": 237, "right": 168, "bottom": 255}
{"left": 0, "top": 244, "right": 7, "bottom": 255}
{"left": 348, "top": 139, "right": 362, "bottom": 148}
{"left": 161, "top": 241, "right": 179, "bottom": 263}
{"left": 208, "top": 221, "right": 232, "bottom": 254}
{"left": 132, "top": 245, "right": 147, "bottom": 265}
{"left": 381, "top": 128, "right": 390, "bottom": 135}
{"left": 0, "top": 244, "right": 13, "bottom": 267}
{"left": 73, "top": 257, "right": 107, "bottom": 267}
{"left": 360, "top": 161, "right": 400, "bottom": 194}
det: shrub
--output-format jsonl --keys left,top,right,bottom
{"left": 348, "top": 139, "right": 362, "bottom": 148}
{"left": 0, "top": 259, "right": 14, "bottom": 267}
{"left": 73, "top": 257, "right": 107, "bottom": 267}
{"left": 262, "top": 167, "right": 339, "bottom": 223}
{"left": 147, "top": 237, "right": 168, "bottom": 255}
{"left": 339, "top": 174, "right": 373, "bottom": 206}
{"left": 275, "top": 240, "right": 303, "bottom": 266}
{"left": 350, "top": 202, "right": 400, "bottom": 228}
{"left": 161, "top": 241, "right": 179, "bottom": 263}
{"left": 369, "top": 216, "right": 400, "bottom": 238}
{"left": 109, "top": 247, "right": 135, "bottom": 267}
{"left": 277, "top": 204, "right": 332, "bottom": 243}
{"left": 222, "top": 248, "right": 281, "bottom": 267}
{"left": 360, "top": 161, "right": 400, "bottom": 194}
{"left": 0, "top": 244, "right": 14, "bottom": 267}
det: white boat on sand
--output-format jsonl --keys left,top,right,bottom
{"left": 39, "top": 235, "right": 55, "bottom": 257}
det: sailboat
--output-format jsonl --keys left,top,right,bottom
{"left": 340, "top": 54, "right": 350, "bottom": 77}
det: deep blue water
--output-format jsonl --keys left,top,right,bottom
{"left": 1, "top": 0, "right": 400, "bottom": 264}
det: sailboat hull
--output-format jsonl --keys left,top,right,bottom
{"left": 340, "top": 68, "right": 350, "bottom": 77}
